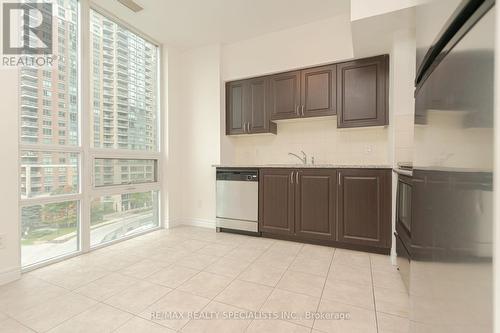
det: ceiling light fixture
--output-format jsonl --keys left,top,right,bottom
{"left": 117, "top": 0, "right": 143, "bottom": 12}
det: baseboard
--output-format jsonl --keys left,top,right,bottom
{"left": 167, "top": 218, "right": 216, "bottom": 229}
{"left": 0, "top": 266, "right": 21, "bottom": 286}
{"left": 186, "top": 218, "right": 216, "bottom": 229}
{"left": 164, "top": 218, "right": 183, "bottom": 228}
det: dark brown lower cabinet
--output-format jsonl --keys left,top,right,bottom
{"left": 259, "top": 169, "right": 295, "bottom": 235}
{"left": 337, "top": 169, "right": 391, "bottom": 249}
{"left": 295, "top": 169, "right": 337, "bottom": 240}
{"left": 259, "top": 168, "right": 392, "bottom": 254}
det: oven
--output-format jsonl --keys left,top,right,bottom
{"left": 395, "top": 172, "right": 412, "bottom": 293}
{"left": 397, "top": 174, "right": 412, "bottom": 236}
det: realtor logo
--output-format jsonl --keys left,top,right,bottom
{"left": 2, "top": 2, "right": 53, "bottom": 55}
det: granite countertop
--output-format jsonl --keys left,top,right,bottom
{"left": 213, "top": 164, "right": 392, "bottom": 169}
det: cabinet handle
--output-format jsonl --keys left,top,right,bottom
{"left": 338, "top": 173, "right": 341, "bottom": 185}
{"left": 301, "top": 105, "right": 305, "bottom": 116}
{"left": 290, "top": 171, "right": 294, "bottom": 184}
{"left": 296, "top": 171, "right": 299, "bottom": 184}
{"left": 295, "top": 105, "right": 299, "bottom": 115}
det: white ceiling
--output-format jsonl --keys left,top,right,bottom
{"left": 94, "top": 0, "right": 350, "bottom": 48}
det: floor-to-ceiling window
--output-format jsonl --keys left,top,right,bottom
{"left": 19, "top": 0, "right": 80, "bottom": 267}
{"left": 18, "top": 1, "right": 161, "bottom": 268}
{"left": 88, "top": 9, "right": 160, "bottom": 248}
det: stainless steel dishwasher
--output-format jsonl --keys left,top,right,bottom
{"left": 216, "top": 169, "right": 259, "bottom": 234}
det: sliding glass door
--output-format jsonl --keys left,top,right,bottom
{"left": 18, "top": 1, "right": 161, "bottom": 268}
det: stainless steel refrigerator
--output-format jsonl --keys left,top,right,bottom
{"left": 412, "top": 0, "right": 494, "bottom": 331}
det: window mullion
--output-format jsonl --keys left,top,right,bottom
{"left": 80, "top": 0, "right": 91, "bottom": 253}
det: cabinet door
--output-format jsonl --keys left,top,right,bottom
{"left": 337, "top": 169, "right": 391, "bottom": 248}
{"left": 300, "top": 65, "right": 337, "bottom": 117}
{"left": 226, "top": 81, "right": 247, "bottom": 135}
{"left": 259, "top": 169, "right": 295, "bottom": 235}
{"left": 337, "top": 55, "right": 388, "bottom": 128}
{"left": 247, "top": 77, "right": 276, "bottom": 134}
{"left": 295, "top": 169, "right": 337, "bottom": 240}
{"left": 269, "top": 71, "right": 301, "bottom": 120}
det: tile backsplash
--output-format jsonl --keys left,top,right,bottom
{"left": 227, "top": 117, "right": 390, "bottom": 165}
{"left": 394, "top": 113, "right": 414, "bottom": 164}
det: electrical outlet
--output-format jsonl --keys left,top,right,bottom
{"left": 0, "top": 234, "right": 5, "bottom": 250}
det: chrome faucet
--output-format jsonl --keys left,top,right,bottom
{"left": 288, "top": 151, "right": 307, "bottom": 165}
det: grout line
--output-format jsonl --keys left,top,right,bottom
{"left": 311, "top": 247, "right": 335, "bottom": 330}
{"left": 0, "top": 312, "right": 37, "bottom": 333}
{"left": 244, "top": 242, "right": 308, "bottom": 332}
{"left": 110, "top": 314, "right": 173, "bottom": 333}
{"left": 369, "top": 255, "right": 380, "bottom": 333}
{"left": 176, "top": 233, "right": 273, "bottom": 331}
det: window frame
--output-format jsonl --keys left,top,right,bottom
{"left": 19, "top": 0, "right": 83, "bottom": 270}
{"left": 19, "top": 0, "right": 164, "bottom": 271}
{"left": 86, "top": 4, "right": 163, "bottom": 249}
{"left": 92, "top": 157, "right": 158, "bottom": 188}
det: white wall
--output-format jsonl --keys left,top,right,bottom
{"left": 494, "top": 5, "right": 500, "bottom": 332}
{"left": 0, "top": 67, "right": 21, "bottom": 285}
{"left": 164, "top": 48, "right": 182, "bottom": 226}
{"left": 222, "top": 14, "right": 354, "bottom": 81}
{"left": 351, "top": 0, "right": 416, "bottom": 21}
{"left": 167, "top": 45, "right": 222, "bottom": 227}
{"left": 390, "top": 28, "right": 416, "bottom": 165}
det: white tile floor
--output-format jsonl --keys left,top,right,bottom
{"left": 0, "top": 226, "right": 409, "bottom": 332}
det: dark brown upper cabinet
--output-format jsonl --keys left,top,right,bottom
{"left": 247, "top": 77, "right": 271, "bottom": 134}
{"left": 270, "top": 66, "right": 337, "bottom": 121}
{"left": 295, "top": 169, "right": 337, "bottom": 240}
{"left": 337, "top": 55, "right": 389, "bottom": 128}
{"left": 259, "top": 169, "right": 295, "bottom": 235}
{"left": 226, "top": 80, "right": 246, "bottom": 135}
{"left": 225, "top": 54, "right": 389, "bottom": 134}
{"left": 301, "top": 64, "right": 337, "bottom": 118}
{"left": 337, "top": 169, "right": 391, "bottom": 249}
{"left": 269, "top": 71, "right": 301, "bottom": 120}
{"left": 226, "top": 78, "right": 277, "bottom": 135}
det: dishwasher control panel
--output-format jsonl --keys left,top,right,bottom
{"left": 216, "top": 169, "right": 259, "bottom": 182}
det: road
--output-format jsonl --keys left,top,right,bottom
{"left": 22, "top": 212, "right": 156, "bottom": 266}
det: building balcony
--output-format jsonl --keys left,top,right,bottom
{"left": 102, "top": 44, "right": 113, "bottom": 51}
{"left": 21, "top": 121, "right": 38, "bottom": 128}
{"left": 20, "top": 92, "right": 39, "bottom": 101}
{"left": 21, "top": 132, "right": 38, "bottom": 139}
{"left": 21, "top": 68, "right": 38, "bottom": 78}
{"left": 21, "top": 108, "right": 39, "bottom": 117}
